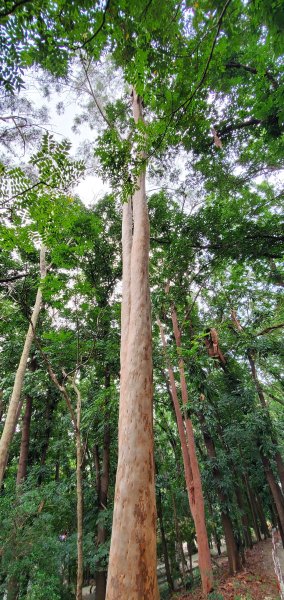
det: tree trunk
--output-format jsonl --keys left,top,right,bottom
{"left": 261, "top": 454, "right": 284, "bottom": 543}
{"left": 172, "top": 494, "right": 187, "bottom": 584}
{"left": 232, "top": 311, "right": 284, "bottom": 493}
{"left": 234, "top": 482, "right": 252, "bottom": 551}
{"left": 171, "top": 307, "right": 214, "bottom": 593}
{"left": 76, "top": 425, "right": 83, "bottom": 600}
{"left": 37, "top": 395, "right": 57, "bottom": 485}
{"left": 7, "top": 578, "right": 19, "bottom": 600}
{"left": 16, "top": 395, "right": 32, "bottom": 485}
{"left": 243, "top": 475, "right": 262, "bottom": 542}
{"left": 0, "top": 391, "right": 3, "bottom": 423}
{"left": 156, "top": 491, "right": 174, "bottom": 592}
{"left": 158, "top": 319, "right": 213, "bottom": 593}
{"left": 106, "top": 91, "right": 159, "bottom": 600}
{"left": 187, "top": 541, "right": 193, "bottom": 576}
{"left": 95, "top": 370, "right": 111, "bottom": 600}
{"left": 72, "top": 381, "right": 83, "bottom": 600}
{"left": 0, "top": 246, "right": 46, "bottom": 486}
{"left": 197, "top": 400, "right": 241, "bottom": 574}
{"left": 254, "top": 494, "right": 270, "bottom": 538}
{"left": 207, "top": 501, "right": 222, "bottom": 555}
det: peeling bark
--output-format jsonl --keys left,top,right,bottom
{"left": 106, "top": 91, "right": 158, "bottom": 600}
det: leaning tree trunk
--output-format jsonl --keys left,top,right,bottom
{"left": 231, "top": 310, "right": 284, "bottom": 493}
{"left": 106, "top": 91, "right": 159, "bottom": 599}
{"left": 171, "top": 307, "right": 214, "bottom": 593}
{"left": 0, "top": 245, "right": 46, "bottom": 486}
{"left": 158, "top": 319, "right": 213, "bottom": 594}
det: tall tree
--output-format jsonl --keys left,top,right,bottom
{"left": 0, "top": 245, "right": 46, "bottom": 486}
{"left": 106, "top": 91, "right": 159, "bottom": 599}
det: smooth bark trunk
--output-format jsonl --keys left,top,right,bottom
{"left": 171, "top": 308, "right": 214, "bottom": 592}
{"left": 106, "top": 91, "right": 158, "bottom": 600}
{"left": 0, "top": 246, "right": 46, "bottom": 485}
{"left": 158, "top": 319, "right": 213, "bottom": 593}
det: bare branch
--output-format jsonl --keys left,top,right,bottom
{"left": 256, "top": 323, "right": 284, "bottom": 336}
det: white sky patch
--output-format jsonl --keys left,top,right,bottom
{"left": 17, "top": 68, "right": 110, "bottom": 206}
{"left": 75, "top": 174, "right": 110, "bottom": 206}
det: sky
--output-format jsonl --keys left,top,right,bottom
{"left": 20, "top": 68, "right": 110, "bottom": 206}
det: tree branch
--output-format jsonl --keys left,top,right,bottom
{"left": 226, "top": 61, "right": 278, "bottom": 89}
{"left": 28, "top": 324, "right": 78, "bottom": 432}
{"left": 1, "top": 180, "right": 68, "bottom": 207}
{"left": 0, "top": 273, "right": 28, "bottom": 284}
{"left": 216, "top": 117, "right": 261, "bottom": 138}
{"left": 0, "top": 0, "right": 32, "bottom": 19}
{"left": 256, "top": 323, "right": 284, "bottom": 336}
{"left": 76, "top": 0, "right": 110, "bottom": 49}
{"left": 173, "top": 0, "right": 233, "bottom": 116}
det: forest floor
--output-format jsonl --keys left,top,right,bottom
{"left": 173, "top": 539, "right": 281, "bottom": 600}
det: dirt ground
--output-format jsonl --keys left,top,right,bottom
{"left": 173, "top": 539, "right": 281, "bottom": 600}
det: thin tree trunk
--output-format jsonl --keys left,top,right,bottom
{"left": 0, "top": 246, "right": 46, "bottom": 486}
{"left": 232, "top": 310, "right": 284, "bottom": 493}
{"left": 197, "top": 399, "right": 241, "bottom": 574}
{"left": 33, "top": 338, "right": 84, "bottom": 599}
{"left": 11, "top": 395, "right": 33, "bottom": 598}
{"left": 243, "top": 474, "right": 262, "bottom": 542}
{"left": 187, "top": 541, "right": 193, "bottom": 576}
{"left": 16, "top": 395, "right": 32, "bottom": 485}
{"left": 95, "top": 369, "right": 111, "bottom": 600}
{"left": 261, "top": 454, "right": 284, "bottom": 542}
{"left": 55, "top": 453, "right": 60, "bottom": 482}
{"left": 171, "top": 307, "right": 214, "bottom": 592}
{"left": 207, "top": 500, "right": 222, "bottom": 555}
{"left": 70, "top": 379, "right": 84, "bottom": 600}
{"left": 234, "top": 483, "right": 253, "bottom": 549}
{"left": 172, "top": 494, "right": 187, "bottom": 584}
{"left": 158, "top": 319, "right": 213, "bottom": 593}
{"left": 249, "top": 359, "right": 284, "bottom": 493}
{"left": 106, "top": 90, "right": 159, "bottom": 600}
{"left": 0, "top": 391, "right": 3, "bottom": 423}
{"left": 37, "top": 395, "right": 57, "bottom": 485}
{"left": 156, "top": 491, "right": 174, "bottom": 592}
{"left": 254, "top": 494, "right": 270, "bottom": 538}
